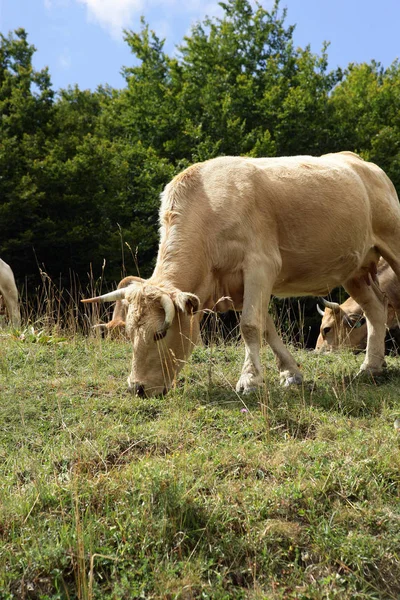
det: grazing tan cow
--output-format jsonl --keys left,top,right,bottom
{"left": 0, "top": 258, "right": 21, "bottom": 327}
{"left": 83, "top": 152, "right": 400, "bottom": 396}
{"left": 316, "top": 258, "right": 400, "bottom": 352}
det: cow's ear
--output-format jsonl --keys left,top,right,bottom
{"left": 346, "top": 313, "right": 366, "bottom": 328}
{"left": 172, "top": 292, "right": 200, "bottom": 315}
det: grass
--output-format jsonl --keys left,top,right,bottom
{"left": 0, "top": 315, "right": 400, "bottom": 599}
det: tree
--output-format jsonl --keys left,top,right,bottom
{"left": 119, "top": 0, "right": 340, "bottom": 164}
{"left": 328, "top": 60, "right": 400, "bottom": 189}
{"left": 2, "top": 1, "right": 399, "bottom": 304}
{"left": 0, "top": 29, "right": 55, "bottom": 280}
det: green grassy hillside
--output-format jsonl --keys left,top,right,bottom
{"left": 0, "top": 330, "right": 399, "bottom": 599}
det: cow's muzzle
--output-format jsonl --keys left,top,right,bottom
{"left": 130, "top": 383, "right": 145, "bottom": 397}
{"left": 129, "top": 382, "right": 167, "bottom": 397}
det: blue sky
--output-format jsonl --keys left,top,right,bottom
{"left": 1, "top": 0, "right": 399, "bottom": 92}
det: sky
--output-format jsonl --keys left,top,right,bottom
{"left": 1, "top": 0, "right": 399, "bottom": 92}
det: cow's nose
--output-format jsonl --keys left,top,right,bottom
{"left": 133, "top": 383, "right": 145, "bottom": 397}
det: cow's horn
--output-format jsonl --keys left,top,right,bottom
{"left": 316, "top": 304, "right": 325, "bottom": 317}
{"left": 321, "top": 298, "right": 340, "bottom": 312}
{"left": 81, "top": 289, "right": 127, "bottom": 304}
{"left": 155, "top": 294, "right": 175, "bottom": 340}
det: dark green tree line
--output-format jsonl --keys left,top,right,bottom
{"left": 1, "top": 0, "right": 399, "bottom": 290}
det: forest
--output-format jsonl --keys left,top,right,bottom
{"left": 1, "top": 0, "right": 400, "bottom": 292}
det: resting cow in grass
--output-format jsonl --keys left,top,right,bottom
{"left": 83, "top": 152, "right": 400, "bottom": 396}
{"left": 0, "top": 258, "right": 21, "bottom": 327}
{"left": 316, "top": 258, "right": 400, "bottom": 352}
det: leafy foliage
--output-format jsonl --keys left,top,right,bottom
{"left": 0, "top": 0, "right": 399, "bottom": 290}
{"left": 329, "top": 60, "right": 400, "bottom": 188}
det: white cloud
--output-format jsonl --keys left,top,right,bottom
{"left": 76, "top": 0, "right": 145, "bottom": 39}
{"left": 74, "top": 0, "right": 223, "bottom": 40}
{"left": 74, "top": 0, "right": 275, "bottom": 41}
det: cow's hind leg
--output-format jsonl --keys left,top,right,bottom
{"left": 236, "top": 266, "right": 302, "bottom": 393}
{"left": 344, "top": 276, "right": 387, "bottom": 375}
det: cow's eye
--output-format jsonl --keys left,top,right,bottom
{"left": 323, "top": 327, "right": 331, "bottom": 336}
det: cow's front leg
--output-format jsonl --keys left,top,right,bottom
{"left": 236, "top": 266, "right": 269, "bottom": 393}
{"left": 236, "top": 259, "right": 301, "bottom": 392}
{"left": 237, "top": 313, "right": 302, "bottom": 391}
{"left": 236, "top": 322, "right": 264, "bottom": 393}
{"left": 236, "top": 264, "right": 303, "bottom": 392}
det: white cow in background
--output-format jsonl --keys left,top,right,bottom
{"left": 0, "top": 259, "right": 21, "bottom": 326}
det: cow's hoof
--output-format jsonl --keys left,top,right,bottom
{"left": 280, "top": 372, "right": 303, "bottom": 387}
{"left": 284, "top": 375, "right": 303, "bottom": 387}
{"left": 355, "top": 369, "right": 385, "bottom": 385}
{"left": 236, "top": 374, "right": 261, "bottom": 395}
{"left": 358, "top": 363, "right": 384, "bottom": 377}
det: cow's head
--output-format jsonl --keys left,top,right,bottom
{"left": 315, "top": 298, "right": 367, "bottom": 352}
{"left": 83, "top": 280, "right": 201, "bottom": 397}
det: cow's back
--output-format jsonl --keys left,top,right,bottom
{"left": 157, "top": 153, "right": 400, "bottom": 301}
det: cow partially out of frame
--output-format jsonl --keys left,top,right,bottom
{"left": 92, "top": 276, "right": 138, "bottom": 335}
{"left": 316, "top": 258, "right": 400, "bottom": 352}
{"left": 83, "top": 152, "right": 400, "bottom": 397}
{"left": 0, "top": 258, "right": 21, "bottom": 327}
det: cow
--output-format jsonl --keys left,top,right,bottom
{"left": 0, "top": 258, "right": 21, "bottom": 327}
{"left": 82, "top": 152, "right": 400, "bottom": 397}
{"left": 316, "top": 258, "right": 400, "bottom": 352}
{"left": 92, "top": 276, "right": 138, "bottom": 335}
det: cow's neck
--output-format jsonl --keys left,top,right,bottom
{"left": 152, "top": 258, "right": 208, "bottom": 299}
{"left": 150, "top": 223, "right": 208, "bottom": 295}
